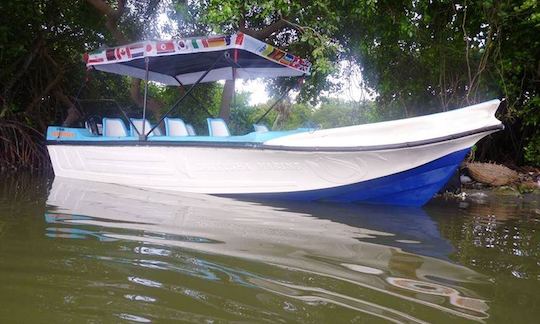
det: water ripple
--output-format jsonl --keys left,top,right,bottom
{"left": 2, "top": 177, "right": 539, "bottom": 322}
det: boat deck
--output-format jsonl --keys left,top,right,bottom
{"left": 46, "top": 126, "right": 307, "bottom": 143}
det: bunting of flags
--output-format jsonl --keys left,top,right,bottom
{"left": 256, "top": 43, "right": 309, "bottom": 72}
{"left": 84, "top": 33, "right": 310, "bottom": 74}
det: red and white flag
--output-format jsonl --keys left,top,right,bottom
{"left": 115, "top": 47, "right": 131, "bottom": 60}
{"left": 156, "top": 41, "right": 175, "bottom": 54}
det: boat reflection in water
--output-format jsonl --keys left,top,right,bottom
{"left": 46, "top": 177, "right": 489, "bottom": 322}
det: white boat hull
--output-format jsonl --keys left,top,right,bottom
{"left": 46, "top": 100, "right": 503, "bottom": 206}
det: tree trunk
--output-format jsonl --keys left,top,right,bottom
{"left": 55, "top": 90, "right": 82, "bottom": 127}
{"left": 272, "top": 101, "right": 291, "bottom": 129}
{"left": 218, "top": 79, "right": 235, "bottom": 122}
{"left": 129, "top": 79, "right": 162, "bottom": 119}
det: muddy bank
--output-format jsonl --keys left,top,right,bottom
{"left": 437, "top": 162, "right": 540, "bottom": 209}
{"left": 439, "top": 182, "right": 540, "bottom": 211}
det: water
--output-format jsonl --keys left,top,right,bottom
{"left": 0, "top": 175, "right": 539, "bottom": 323}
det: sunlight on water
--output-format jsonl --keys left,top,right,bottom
{"left": 0, "top": 175, "right": 539, "bottom": 323}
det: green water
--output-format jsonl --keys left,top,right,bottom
{"left": 0, "top": 174, "right": 539, "bottom": 323}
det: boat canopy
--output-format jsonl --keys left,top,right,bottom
{"left": 84, "top": 33, "right": 311, "bottom": 85}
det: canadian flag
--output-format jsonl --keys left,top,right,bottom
{"left": 156, "top": 41, "right": 175, "bottom": 54}
{"left": 115, "top": 47, "right": 131, "bottom": 60}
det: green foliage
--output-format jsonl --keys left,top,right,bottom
{"left": 151, "top": 83, "right": 225, "bottom": 134}
{"left": 199, "top": 0, "right": 342, "bottom": 102}
{"left": 524, "top": 135, "right": 540, "bottom": 166}
{"left": 197, "top": 0, "right": 539, "bottom": 165}
{"left": 520, "top": 96, "right": 540, "bottom": 165}
{"left": 312, "top": 99, "right": 380, "bottom": 128}
{"left": 225, "top": 98, "right": 379, "bottom": 135}
{"left": 196, "top": 0, "right": 539, "bottom": 164}
{"left": 335, "top": 0, "right": 540, "bottom": 164}
{"left": 0, "top": 0, "right": 165, "bottom": 127}
{"left": 1, "top": 0, "right": 539, "bottom": 168}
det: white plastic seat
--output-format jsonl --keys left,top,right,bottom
{"left": 164, "top": 117, "right": 189, "bottom": 136}
{"left": 130, "top": 118, "right": 160, "bottom": 137}
{"left": 102, "top": 118, "right": 128, "bottom": 137}
{"left": 253, "top": 124, "right": 269, "bottom": 133}
{"left": 186, "top": 124, "right": 196, "bottom": 136}
{"left": 207, "top": 118, "right": 230, "bottom": 137}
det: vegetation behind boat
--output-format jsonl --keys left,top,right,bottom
{"left": 1, "top": 0, "right": 539, "bottom": 172}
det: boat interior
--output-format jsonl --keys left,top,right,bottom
{"left": 47, "top": 117, "right": 306, "bottom": 143}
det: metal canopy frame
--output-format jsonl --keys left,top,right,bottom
{"left": 88, "top": 50, "right": 306, "bottom": 140}
{"left": 143, "top": 52, "right": 226, "bottom": 138}
{"left": 82, "top": 34, "right": 312, "bottom": 139}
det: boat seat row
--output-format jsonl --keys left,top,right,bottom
{"left": 101, "top": 117, "right": 267, "bottom": 138}
{"left": 102, "top": 118, "right": 197, "bottom": 137}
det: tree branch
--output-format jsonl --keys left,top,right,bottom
{"left": 239, "top": 17, "right": 299, "bottom": 40}
{"left": 254, "top": 19, "right": 289, "bottom": 39}
{"left": 87, "top": 0, "right": 129, "bottom": 44}
{"left": 86, "top": 0, "right": 116, "bottom": 16}
{"left": 87, "top": 0, "right": 163, "bottom": 115}
{"left": 3, "top": 36, "right": 44, "bottom": 101}
{"left": 25, "top": 71, "right": 63, "bottom": 113}
{"left": 461, "top": 1, "right": 472, "bottom": 104}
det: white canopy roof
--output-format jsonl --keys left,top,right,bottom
{"left": 84, "top": 33, "right": 311, "bottom": 85}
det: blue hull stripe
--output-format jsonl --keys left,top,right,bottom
{"left": 230, "top": 148, "right": 470, "bottom": 207}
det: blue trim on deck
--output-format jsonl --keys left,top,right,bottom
{"left": 46, "top": 126, "right": 307, "bottom": 143}
{"left": 229, "top": 149, "right": 470, "bottom": 207}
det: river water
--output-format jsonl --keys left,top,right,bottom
{"left": 0, "top": 174, "right": 538, "bottom": 323}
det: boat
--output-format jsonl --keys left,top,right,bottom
{"left": 46, "top": 32, "right": 503, "bottom": 206}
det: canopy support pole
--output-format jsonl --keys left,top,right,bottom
{"left": 233, "top": 48, "right": 238, "bottom": 108}
{"left": 140, "top": 57, "right": 150, "bottom": 141}
{"left": 145, "top": 53, "right": 224, "bottom": 137}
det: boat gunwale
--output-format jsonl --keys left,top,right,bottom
{"left": 46, "top": 124, "right": 503, "bottom": 152}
